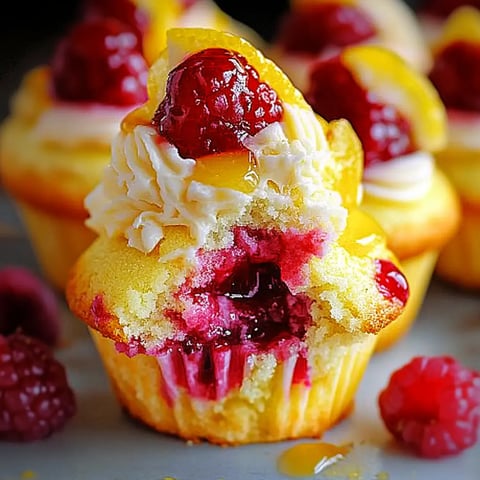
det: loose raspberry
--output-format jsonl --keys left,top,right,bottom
{"left": 378, "top": 356, "right": 480, "bottom": 458}
{"left": 0, "top": 333, "right": 76, "bottom": 442}
{"left": 51, "top": 18, "right": 148, "bottom": 105}
{"left": 0, "top": 266, "right": 61, "bottom": 346}
{"left": 153, "top": 48, "right": 283, "bottom": 159}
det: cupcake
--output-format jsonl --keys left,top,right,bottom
{"left": 299, "top": 45, "right": 460, "bottom": 351}
{"left": 269, "top": 0, "right": 432, "bottom": 93}
{"left": 66, "top": 28, "right": 408, "bottom": 445}
{"left": 428, "top": 7, "right": 480, "bottom": 290}
{"left": 415, "top": 0, "right": 480, "bottom": 46}
{"left": 0, "top": 16, "right": 149, "bottom": 291}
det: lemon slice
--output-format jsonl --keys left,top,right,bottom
{"left": 434, "top": 6, "right": 480, "bottom": 51}
{"left": 342, "top": 45, "right": 446, "bottom": 152}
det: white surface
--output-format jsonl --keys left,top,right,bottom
{"left": 0, "top": 191, "right": 480, "bottom": 480}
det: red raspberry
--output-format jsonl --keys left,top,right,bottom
{"left": 0, "top": 266, "right": 61, "bottom": 346}
{"left": 0, "top": 333, "right": 76, "bottom": 442}
{"left": 51, "top": 18, "right": 148, "bottom": 105}
{"left": 275, "top": 3, "right": 376, "bottom": 54}
{"left": 429, "top": 41, "right": 480, "bottom": 112}
{"left": 378, "top": 356, "right": 480, "bottom": 458}
{"left": 81, "top": 0, "right": 149, "bottom": 47}
{"left": 153, "top": 48, "right": 283, "bottom": 159}
{"left": 306, "top": 56, "right": 415, "bottom": 167}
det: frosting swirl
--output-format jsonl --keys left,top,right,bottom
{"left": 362, "top": 151, "right": 434, "bottom": 202}
{"left": 85, "top": 104, "right": 347, "bottom": 257}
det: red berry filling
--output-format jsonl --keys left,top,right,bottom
{"left": 51, "top": 18, "right": 148, "bottom": 105}
{"left": 82, "top": 0, "right": 149, "bottom": 46}
{"left": 0, "top": 266, "right": 61, "bottom": 347}
{"left": 275, "top": 4, "right": 376, "bottom": 55}
{"left": 429, "top": 41, "right": 480, "bottom": 112}
{"left": 306, "top": 56, "right": 416, "bottom": 167}
{"left": 152, "top": 48, "right": 283, "bottom": 159}
{"left": 0, "top": 333, "right": 76, "bottom": 442}
{"left": 418, "top": 0, "right": 480, "bottom": 17}
{"left": 374, "top": 259, "right": 409, "bottom": 307}
{"left": 379, "top": 356, "right": 480, "bottom": 458}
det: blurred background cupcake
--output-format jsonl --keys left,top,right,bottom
{"left": 268, "top": 0, "right": 432, "bottom": 94}
{"left": 0, "top": 0, "right": 264, "bottom": 292}
{"left": 292, "top": 44, "right": 460, "bottom": 351}
{"left": 427, "top": 6, "right": 480, "bottom": 290}
{"left": 0, "top": 11, "right": 149, "bottom": 291}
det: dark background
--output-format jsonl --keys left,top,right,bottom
{"left": 0, "top": 0, "right": 422, "bottom": 120}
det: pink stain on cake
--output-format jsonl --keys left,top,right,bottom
{"left": 90, "top": 294, "right": 115, "bottom": 330}
{"left": 114, "top": 227, "right": 325, "bottom": 403}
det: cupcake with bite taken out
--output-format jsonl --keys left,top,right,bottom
{"left": 428, "top": 7, "right": 480, "bottom": 290}
{"left": 66, "top": 27, "right": 408, "bottom": 445}
{"left": 301, "top": 44, "right": 460, "bottom": 351}
{"left": 269, "top": 0, "right": 432, "bottom": 93}
{"left": 0, "top": 15, "right": 149, "bottom": 291}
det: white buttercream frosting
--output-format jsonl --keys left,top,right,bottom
{"left": 447, "top": 110, "right": 480, "bottom": 151}
{"left": 362, "top": 151, "right": 434, "bottom": 202}
{"left": 85, "top": 103, "right": 347, "bottom": 258}
{"left": 31, "top": 103, "right": 134, "bottom": 148}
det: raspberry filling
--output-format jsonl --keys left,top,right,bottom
{"left": 51, "top": 18, "right": 148, "bottom": 105}
{"left": 374, "top": 259, "right": 409, "bottom": 307}
{"left": 306, "top": 56, "right": 416, "bottom": 168}
{"left": 153, "top": 48, "right": 283, "bottom": 159}
{"left": 275, "top": 4, "right": 376, "bottom": 55}
{"left": 429, "top": 41, "right": 480, "bottom": 112}
{"left": 418, "top": 0, "right": 480, "bottom": 17}
{"left": 82, "top": 0, "right": 149, "bottom": 46}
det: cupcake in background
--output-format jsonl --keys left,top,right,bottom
{"left": 0, "top": 14, "right": 149, "bottom": 291}
{"left": 66, "top": 28, "right": 408, "bottom": 444}
{"left": 428, "top": 7, "right": 480, "bottom": 290}
{"left": 268, "top": 0, "right": 432, "bottom": 93}
{"left": 415, "top": 0, "right": 480, "bottom": 46}
{"left": 302, "top": 45, "right": 460, "bottom": 351}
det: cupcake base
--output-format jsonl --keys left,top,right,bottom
{"left": 90, "top": 329, "right": 376, "bottom": 445}
{"left": 375, "top": 250, "right": 438, "bottom": 352}
{"left": 17, "top": 200, "right": 96, "bottom": 291}
{"left": 435, "top": 200, "right": 480, "bottom": 291}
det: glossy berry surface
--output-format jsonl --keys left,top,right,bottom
{"left": 82, "top": 0, "right": 149, "bottom": 45}
{"left": 429, "top": 41, "right": 480, "bottom": 112}
{"left": 51, "top": 18, "right": 148, "bottom": 105}
{"left": 0, "top": 333, "right": 76, "bottom": 442}
{"left": 275, "top": 4, "right": 376, "bottom": 54}
{"left": 153, "top": 48, "right": 283, "bottom": 159}
{"left": 379, "top": 356, "right": 480, "bottom": 458}
{"left": 306, "top": 56, "right": 415, "bottom": 167}
{"left": 374, "top": 259, "right": 409, "bottom": 307}
{"left": 418, "top": 0, "right": 480, "bottom": 17}
{"left": 0, "top": 266, "right": 60, "bottom": 346}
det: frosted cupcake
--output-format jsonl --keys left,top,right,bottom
{"left": 302, "top": 45, "right": 460, "bottom": 351}
{"left": 66, "top": 28, "right": 408, "bottom": 445}
{"left": 0, "top": 17, "right": 148, "bottom": 291}
{"left": 269, "top": 0, "right": 432, "bottom": 93}
{"left": 428, "top": 7, "right": 480, "bottom": 290}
